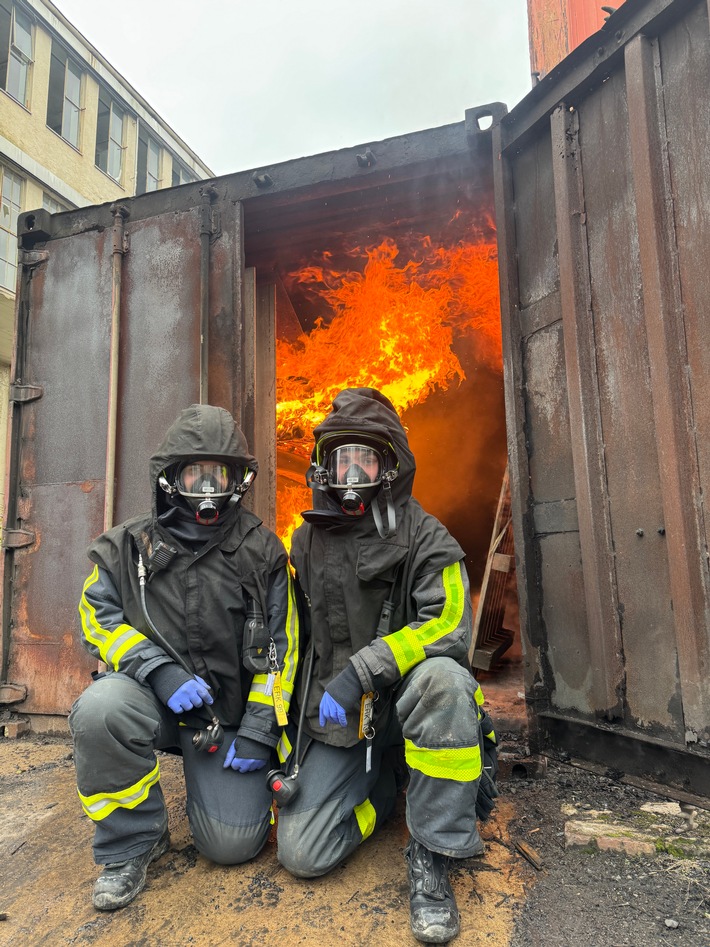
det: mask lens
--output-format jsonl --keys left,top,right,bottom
{"left": 327, "top": 445, "right": 381, "bottom": 487}
{"left": 176, "top": 461, "right": 235, "bottom": 498}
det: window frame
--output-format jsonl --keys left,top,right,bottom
{"left": 42, "top": 192, "right": 68, "bottom": 215}
{"left": 136, "top": 123, "right": 163, "bottom": 195}
{"left": 46, "top": 42, "right": 84, "bottom": 149}
{"left": 171, "top": 156, "right": 197, "bottom": 188}
{"left": 0, "top": 1, "right": 34, "bottom": 108}
{"left": 0, "top": 164, "right": 23, "bottom": 293}
{"left": 95, "top": 86, "right": 126, "bottom": 183}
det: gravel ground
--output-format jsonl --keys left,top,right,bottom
{"left": 506, "top": 762, "right": 710, "bottom": 947}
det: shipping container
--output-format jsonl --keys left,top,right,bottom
{"left": 3, "top": 0, "right": 708, "bottom": 801}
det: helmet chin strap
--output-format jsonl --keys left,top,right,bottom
{"left": 370, "top": 479, "right": 397, "bottom": 539}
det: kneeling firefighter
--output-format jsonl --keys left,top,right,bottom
{"left": 70, "top": 404, "right": 299, "bottom": 911}
{"left": 275, "top": 387, "right": 498, "bottom": 945}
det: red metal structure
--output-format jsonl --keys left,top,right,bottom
{"left": 528, "top": 0, "right": 612, "bottom": 77}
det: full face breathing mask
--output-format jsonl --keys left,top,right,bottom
{"left": 306, "top": 433, "right": 399, "bottom": 535}
{"left": 159, "top": 460, "right": 255, "bottom": 524}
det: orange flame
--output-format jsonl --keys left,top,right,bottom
{"left": 276, "top": 232, "right": 501, "bottom": 549}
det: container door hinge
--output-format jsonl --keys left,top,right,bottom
{"left": 0, "top": 682, "right": 27, "bottom": 705}
{"left": 18, "top": 249, "right": 50, "bottom": 268}
{"left": 9, "top": 383, "right": 44, "bottom": 404}
{"left": 3, "top": 529, "right": 36, "bottom": 549}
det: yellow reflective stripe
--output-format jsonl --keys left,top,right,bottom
{"left": 354, "top": 798, "right": 377, "bottom": 842}
{"left": 79, "top": 566, "right": 148, "bottom": 671}
{"left": 383, "top": 563, "right": 465, "bottom": 676}
{"left": 404, "top": 738, "right": 482, "bottom": 782}
{"left": 110, "top": 630, "right": 147, "bottom": 667}
{"left": 248, "top": 678, "right": 294, "bottom": 710}
{"left": 282, "top": 569, "right": 299, "bottom": 686}
{"left": 249, "top": 674, "right": 294, "bottom": 698}
{"left": 474, "top": 685, "right": 485, "bottom": 706}
{"left": 78, "top": 760, "right": 161, "bottom": 822}
{"left": 245, "top": 567, "right": 299, "bottom": 715}
{"left": 276, "top": 730, "right": 292, "bottom": 764}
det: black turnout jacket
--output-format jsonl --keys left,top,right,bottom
{"left": 78, "top": 404, "right": 299, "bottom": 747}
{"left": 290, "top": 388, "right": 472, "bottom": 747}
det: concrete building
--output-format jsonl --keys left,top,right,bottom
{"left": 0, "top": 0, "right": 213, "bottom": 526}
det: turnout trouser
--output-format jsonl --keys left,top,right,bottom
{"left": 277, "top": 657, "right": 483, "bottom": 878}
{"left": 69, "top": 673, "right": 273, "bottom": 865}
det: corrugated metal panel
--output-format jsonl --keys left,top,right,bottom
{"left": 495, "top": 0, "right": 710, "bottom": 794}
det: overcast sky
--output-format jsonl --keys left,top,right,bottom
{"left": 53, "top": 0, "right": 532, "bottom": 177}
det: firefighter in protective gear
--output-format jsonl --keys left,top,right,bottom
{"left": 277, "top": 388, "right": 497, "bottom": 945}
{"left": 70, "top": 404, "right": 299, "bottom": 911}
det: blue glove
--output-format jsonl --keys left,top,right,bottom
{"left": 319, "top": 664, "right": 363, "bottom": 727}
{"left": 319, "top": 691, "right": 348, "bottom": 728}
{"left": 223, "top": 736, "right": 270, "bottom": 773}
{"left": 167, "top": 675, "right": 213, "bottom": 714}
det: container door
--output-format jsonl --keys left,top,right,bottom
{"left": 494, "top": 0, "right": 710, "bottom": 797}
{"left": 0, "top": 189, "right": 252, "bottom": 717}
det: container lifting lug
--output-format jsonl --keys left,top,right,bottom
{"left": 3, "top": 529, "right": 36, "bottom": 549}
{"left": 356, "top": 149, "right": 376, "bottom": 169}
{"left": 18, "top": 249, "right": 49, "bottom": 268}
{"left": 252, "top": 172, "right": 273, "bottom": 189}
{"left": 9, "top": 383, "right": 43, "bottom": 404}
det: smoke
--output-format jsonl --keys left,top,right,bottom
{"left": 404, "top": 358, "right": 507, "bottom": 592}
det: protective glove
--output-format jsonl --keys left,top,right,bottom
{"left": 320, "top": 663, "right": 364, "bottom": 728}
{"left": 319, "top": 691, "right": 348, "bottom": 728}
{"left": 475, "top": 768, "right": 500, "bottom": 822}
{"left": 223, "top": 736, "right": 271, "bottom": 772}
{"left": 167, "top": 675, "right": 213, "bottom": 714}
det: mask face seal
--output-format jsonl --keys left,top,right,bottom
{"left": 325, "top": 443, "right": 382, "bottom": 515}
{"left": 174, "top": 460, "right": 237, "bottom": 524}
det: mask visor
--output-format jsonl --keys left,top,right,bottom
{"left": 176, "top": 461, "right": 237, "bottom": 500}
{"left": 326, "top": 445, "right": 382, "bottom": 488}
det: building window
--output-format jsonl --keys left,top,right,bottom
{"left": 172, "top": 157, "right": 196, "bottom": 188}
{"left": 136, "top": 126, "right": 161, "bottom": 195}
{"left": 0, "top": 2, "right": 33, "bottom": 108}
{"left": 95, "top": 88, "right": 125, "bottom": 181}
{"left": 42, "top": 192, "right": 68, "bottom": 214}
{"left": 46, "top": 43, "right": 82, "bottom": 148}
{"left": 0, "top": 166, "right": 22, "bottom": 292}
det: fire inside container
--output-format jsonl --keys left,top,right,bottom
{"left": 268, "top": 213, "right": 507, "bottom": 594}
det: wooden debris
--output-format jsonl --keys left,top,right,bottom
{"left": 515, "top": 841, "right": 543, "bottom": 870}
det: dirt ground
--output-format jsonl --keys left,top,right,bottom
{"left": 1, "top": 716, "right": 708, "bottom": 947}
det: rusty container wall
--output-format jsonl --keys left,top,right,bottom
{"left": 495, "top": 0, "right": 710, "bottom": 797}
{"left": 1, "top": 114, "right": 501, "bottom": 720}
{"left": 1, "top": 190, "right": 250, "bottom": 717}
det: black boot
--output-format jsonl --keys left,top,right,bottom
{"left": 93, "top": 828, "right": 170, "bottom": 911}
{"left": 404, "top": 838, "right": 460, "bottom": 944}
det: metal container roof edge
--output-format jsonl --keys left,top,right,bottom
{"left": 18, "top": 102, "right": 506, "bottom": 247}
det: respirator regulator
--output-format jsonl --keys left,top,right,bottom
{"left": 159, "top": 460, "right": 255, "bottom": 524}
